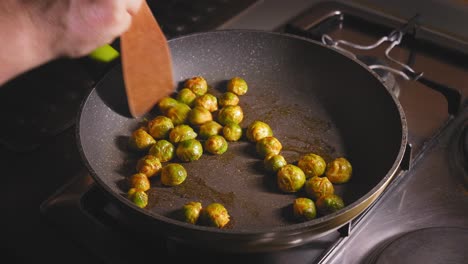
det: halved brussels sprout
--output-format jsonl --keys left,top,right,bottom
{"left": 127, "top": 188, "right": 148, "bottom": 208}
{"left": 128, "top": 127, "right": 156, "bottom": 152}
{"left": 188, "top": 106, "right": 213, "bottom": 126}
{"left": 326, "top": 157, "right": 353, "bottom": 184}
{"left": 256, "top": 136, "right": 282, "bottom": 158}
{"left": 185, "top": 76, "right": 208, "bottom": 96}
{"left": 160, "top": 163, "right": 187, "bottom": 186}
{"left": 293, "top": 197, "right": 317, "bottom": 221}
{"left": 199, "top": 202, "right": 230, "bottom": 228}
{"left": 218, "top": 92, "right": 239, "bottom": 107}
{"left": 264, "top": 154, "right": 287, "bottom": 173}
{"left": 304, "top": 176, "right": 334, "bottom": 200}
{"left": 198, "top": 120, "right": 223, "bottom": 139}
{"left": 217, "top": 105, "right": 244, "bottom": 125}
{"left": 169, "top": 124, "right": 197, "bottom": 144}
{"left": 222, "top": 122, "right": 243, "bottom": 142}
{"left": 136, "top": 155, "right": 162, "bottom": 178}
{"left": 147, "top": 115, "right": 174, "bottom": 139}
{"left": 297, "top": 153, "right": 327, "bottom": 178}
{"left": 129, "top": 173, "right": 150, "bottom": 191}
{"left": 204, "top": 135, "right": 228, "bottom": 155}
{"left": 149, "top": 139, "right": 175, "bottom": 162}
{"left": 182, "top": 201, "right": 202, "bottom": 224}
{"left": 176, "top": 88, "right": 197, "bottom": 107}
{"left": 194, "top": 93, "right": 218, "bottom": 112}
{"left": 227, "top": 76, "right": 248, "bottom": 95}
{"left": 316, "top": 194, "right": 345, "bottom": 215}
{"left": 165, "top": 102, "right": 191, "bottom": 125}
{"left": 277, "top": 164, "right": 306, "bottom": 193}
{"left": 246, "top": 120, "right": 273, "bottom": 142}
{"left": 176, "top": 139, "right": 203, "bottom": 162}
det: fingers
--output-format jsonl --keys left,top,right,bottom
{"left": 126, "top": 0, "right": 144, "bottom": 16}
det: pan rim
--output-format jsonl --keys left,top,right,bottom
{"left": 76, "top": 29, "right": 408, "bottom": 238}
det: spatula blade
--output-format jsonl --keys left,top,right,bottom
{"left": 121, "top": 1, "right": 174, "bottom": 118}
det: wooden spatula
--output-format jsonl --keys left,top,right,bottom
{"left": 121, "top": 1, "right": 174, "bottom": 118}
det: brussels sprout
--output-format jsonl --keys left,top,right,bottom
{"left": 222, "top": 122, "right": 243, "bottom": 142}
{"left": 136, "top": 155, "right": 162, "bottom": 178}
{"left": 326, "top": 157, "right": 353, "bottom": 184}
{"left": 304, "top": 176, "right": 334, "bottom": 200}
{"left": 204, "top": 135, "right": 228, "bottom": 155}
{"left": 246, "top": 121, "right": 273, "bottom": 142}
{"left": 176, "top": 88, "right": 197, "bottom": 107}
{"left": 199, "top": 203, "right": 230, "bottom": 228}
{"left": 169, "top": 124, "right": 197, "bottom": 144}
{"left": 165, "top": 103, "right": 191, "bottom": 125}
{"left": 182, "top": 201, "right": 202, "bottom": 224}
{"left": 129, "top": 173, "right": 151, "bottom": 191}
{"left": 316, "top": 194, "right": 345, "bottom": 215}
{"left": 194, "top": 93, "right": 218, "bottom": 112}
{"left": 185, "top": 76, "right": 208, "bottom": 96}
{"left": 161, "top": 163, "right": 187, "bottom": 186}
{"left": 188, "top": 106, "right": 213, "bottom": 126}
{"left": 127, "top": 188, "right": 148, "bottom": 208}
{"left": 218, "top": 92, "right": 239, "bottom": 107}
{"left": 293, "top": 197, "right": 317, "bottom": 221}
{"left": 297, "top": 153, "right": 327, "bottom": 178}
{"left": 217, "top": 105, "right": 244, "bottom": 125}
{"left": 277, "top": 164, "right": 306, "bottom": 193}
{"left": 198, "top": 120, "right": 223, "bottom": 139}
{"left": 158, "top": 96, "right": 179, "bottom": 114}
{"left": 256, "top": 136, "right": 282, "bottom": 158}
{"left": 149, "top": 139, "right": 175, "bottom": 162}
{"left": 128, "top": 127, "right": 156, "bottom": 151}
{"left": 227, "top": 76, "right": 248, "bottom": 96}
{"left": 176, "top": 139, "right": 203, "bottom": 162}
{"left": 147, "top": 115, "right": 174, "bottom": 139}
{"left": 264, "top": 154, "right": 287, "bottom": 173}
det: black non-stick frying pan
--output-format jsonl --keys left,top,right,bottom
{"left": 77, "top": 30, "right": 407, "bottom": 252}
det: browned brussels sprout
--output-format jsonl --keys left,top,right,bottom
{"left": 204, "top": 135, "right": 228, "bottom": 155}
{"left": 297, "top": 153, "right": 327, "bottom": 178}
{"left": 176, "top": 139, "right": 203, "bottom": 162}
{"left": 246, "top": 120, "right": 273, "bottom": 142}
{"left": 128, "top": 127, "right": 156, "bottom": 152}
{"left": 326, "top": 157, "right": 352, "bottom": 184}
{"left": 293, "top": 197, "right": 317, "bottom": 221}
{"left": 227, "top": 76, "right": 248, "bottom": 96}
{"left": 127, "top": 188, "right": 148, "bottom": 208}
{"left": 158, "top": 96, "right": 179, "bottom": 114}
{"left": 176, "top": 88, "right": 197, "bottom": 107}
{"left": 304, "top": 176, "right": 334, "bottom": 200}
{"left": 188, "top": 106, "right": 213, "bottom": 126}
{"left": 129, "top": 173, "right": 151, "bottom": 191}
{"left": 316, "top": 194, "right": 345, "bottom": 215}
{"left": 149, "top": 139, "right": 175, "bottom": 162}
{"left": 165, "top": 102, "right": 191, "bottom": 125}
{"left": 182, "top": 201, "right": 202, "bottom": 224}
{"left": 222, "top": 122, "right": 243, "bottom": 142}
{"left": 161, "top": 163, "right": 187, "bottom": 186}
{"left": 147, "top": 115, "right": 174, "bottom": 139}
{"left": 169, "top": 124, "right": 197, "bottom": 144}
{"left": 136, "top": 155, "right": 162, "bottom": 178}
{"left": 277, "top": 164, "right": 306, "bottom": 193}
{"left": 218, "top": 92, "right": 239, "bottom": 107}
{"left": 264, "top": 154, "right": 287, "bottom": 173}
{"left": 194, "top": 93, "right": 218, "bottom": 112}
{"left": 217, "top": 105, "right": 244, "bottom": 125}
{"left": 256, "top": 136, "right": 282, "bottom": 158}
{"left": 199, "top": 202, "right": 230, "bottom": 228}
{"left": 198, "top": 120, "right": 223, "bottom": 139}
{"left": 185, "top": 76, "right": 208, "bottom": 96}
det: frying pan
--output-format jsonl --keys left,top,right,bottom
{"left": 77, "top": 30, "right": 407, "bottom": 252}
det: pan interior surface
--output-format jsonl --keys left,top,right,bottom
{"left": 78, "top": 30, "right": 404, "bottom": 233}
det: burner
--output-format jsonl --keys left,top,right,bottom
{"left": 357, "top": 55, "right": 399, "bottom": 98}
{"left": 370, "top": 227, "right": 468, "bottom": 264}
